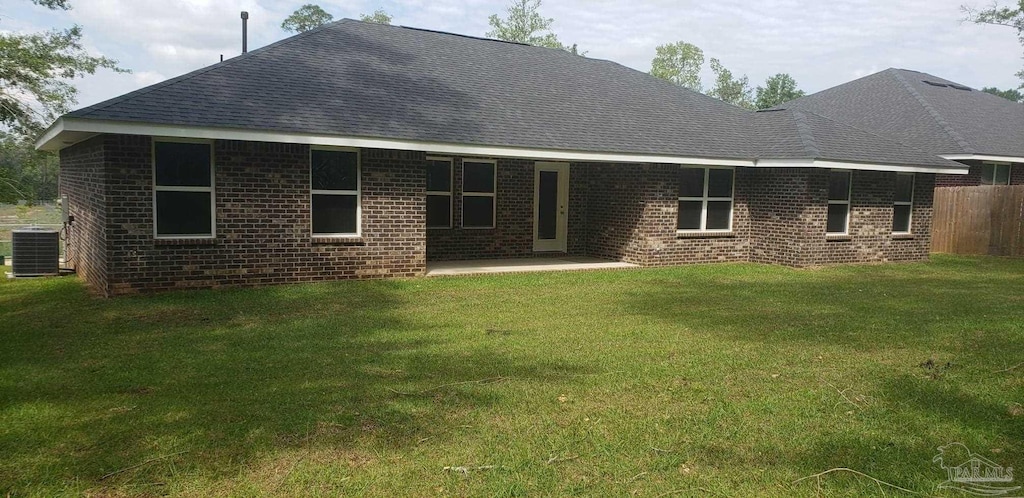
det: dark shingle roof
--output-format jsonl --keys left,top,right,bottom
{"left": 774, "top": 68, "right": 1024, "bottom": 157}
{"left": 62, "top": 21, "right": 960, "bottom": 169}
{"left": 751, "top": 109, "right": 960, "bottom": 167}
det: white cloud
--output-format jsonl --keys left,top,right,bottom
{"left": 7, "top": 0, "right": 1022, "bottom": 111}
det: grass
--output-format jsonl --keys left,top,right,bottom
{"left": 1, "top": 255, "right": 1022, "bottom": 496}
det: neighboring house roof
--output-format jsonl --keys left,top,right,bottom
{"left": 774, "top": 68, "right": 1024, "bottom": 161}
{"left": 37, "top": 20, "right": 964, "bottom": 173}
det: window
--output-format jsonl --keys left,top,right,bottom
{"left": 462, "top": 160, "right": 496, "bottom": 229}
{"left": 677, "top": 166, "right": 734, "bottom": 232}
{"left": 153, "top": 140, "right": 214, "bottom": 238}
{"left": 893, "top": 173, "right": 914, "bottom": 234}
{"left": 827, "top": 170, "right": 852, "bottom": 235}
{"left": 980, "top": 162, "right": 1011, "bottom": 185}
{"left": 311, "top": 148, "right": 360, "bottom": 236}
{"left": 426, "top": 158, "right": 453, "bottom": 229}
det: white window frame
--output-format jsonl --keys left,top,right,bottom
{"left": 310, "top": 146, "right": 361, "bottom": 238}
{"left": 827, "top": 169, "right": 853, "bottom": 235}
{"left": 893, "top": 173, "right": 914, "bottom": 235}
{"left": 980, "top": 161, "right": 1011, "bottom": 185}
{"left": 152, "top": 137, "right": 215, "bottom": 239}
{"left": 426, "top": 156, "right": 453, "bottom": 229}
{"left": 461, "top": 159, "right": 497, "bottom": 230}
{"left": 677, "top": 166, "right": 735, "bottom": 234}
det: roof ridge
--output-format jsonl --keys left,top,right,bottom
{"left": 887, "top": 68, "right": 976, "bottom": 154}
{"left": 70, "top": 19, "right": 352, "bottom": 118}
{"left": 789, "top": 110, "right": 821, "bottom": 158}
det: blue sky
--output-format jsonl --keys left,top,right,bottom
{"left": 5, "top": 0, "right": 1023, "bottom": 112}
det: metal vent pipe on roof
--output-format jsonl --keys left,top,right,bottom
{"left": 241, "top": 11, "right": 249, "bottom": 54}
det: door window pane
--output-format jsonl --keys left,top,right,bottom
{"left": 537, "top": 170, "right": 558, "bottom": 239}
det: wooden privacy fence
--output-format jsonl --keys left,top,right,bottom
{"left": 932, "top": 186, "right": 1024, "bottom": 257}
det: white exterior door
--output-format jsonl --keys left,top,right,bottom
{"left": 533, "top": 162, "right": 569, "bottom": 252}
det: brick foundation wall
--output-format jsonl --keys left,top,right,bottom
{"left": 59, "top": 136, "right": 109, "bottom": 293}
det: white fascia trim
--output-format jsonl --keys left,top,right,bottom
{"left": 37, "top": 118, "right": 754, "bottom": 167}
{"left": 941, "top": 154, "right": 1024, "bottom": 165}
{"left": 754, "top": 158, "right": 969, "bottom": 175}
{"left": 35, "top": 118, "right": 66, "bottom": 150}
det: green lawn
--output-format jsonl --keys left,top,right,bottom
{"left": 1, "top": 256, "right": 1022, "bottom": 497}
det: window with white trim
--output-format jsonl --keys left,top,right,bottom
{"left": 892, "top": 173, "right": 914, "bottom": 234}
{"left": 462, "top": 160, "right": 496, "bottom": 229}
{"left": 426, "top": 158, "right": 453, "bottom": 229}
{"left": 677, "top": 166, "right": 734, "bottom": 232}
{"left": 980, "top": 162, "right": 1011, "bottom": 185}
{"left": 153, "top": 140, "right": 214, "bottom": 238}
{"left": 311, "top": 148, "right": 360, "bottom": 236}
{"left": 827, "top": 170, "right": 852, "bottom": 235}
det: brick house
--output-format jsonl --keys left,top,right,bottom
{"left": 775, "top": 68, "right": 1024, "bottom": 187}
{"left": 36, "top": 20, "right": 966, "bottom": 296}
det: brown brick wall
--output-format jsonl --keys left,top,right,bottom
{"left": 66, "top": 135, "right": 425, "bottom": 295}
{"left": 59, "top": 136, "right": 109, "bottom": 293}
{"left": 426, "top": 158, "right": 533, "bottom": 260}
{"left": 425, "top": 159, "right": 591, "bottom": 261}
{"left": 59, "top": 134, "right": 935, "bottom": 295}
{"left": 584, "top": 163, "right": 752, "bottom": 265}
{"left": 801, "top": 170, "right": 933, "bottom": 265}
{"left": 748, "top": 168, "right": 818, "bottom": 266}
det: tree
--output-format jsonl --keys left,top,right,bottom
{"left": 649, "top": 41, "right": 704, "bottom": 92}
{"left": 982, "top": 86, "right": 1024, "bottom": 102}
{"left": 755, "top": 73, "right": 806, "bottom": 109}
{"left": 281, "top": 4, "right": 334, "bottom": 33}
{"left": 486, "top": 0, "right": 581, "bottom": 53}
{"left": 707, "top": 58, "right": 754, "bottom": 108}
{"left": 962, "top": 1, "right": 1024, "bottom": 87}
{"left": 0, "top": 136, "right": 58, "bottom": 203}
{"left": 359, "top": 9, "right": 392, "bottom": 25}
{"left": 1, "top": 1, "right": 126, "bottom": 139}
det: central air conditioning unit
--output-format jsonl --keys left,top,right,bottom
{"left": 11, "top": 227, "right": 60, "bottom": 277}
